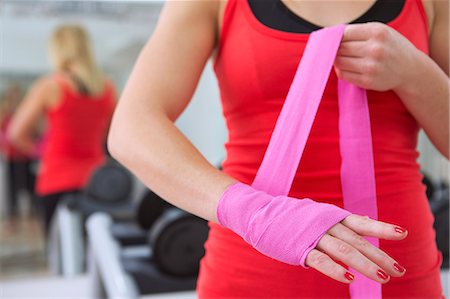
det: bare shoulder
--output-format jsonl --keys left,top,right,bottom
{"left": 156, "top": 0, "right": 222, "bottom": 58}
{"left": 162, "top": 0, "right": 220, "bottom": 22}
{"left": 31, "top": 75, "right": 59, "bottom": 95}
{"left": 27, "top": 74, "right": 61, "bottom": 109}
{"left": 162, "top": 0, "right": 227, "bottom": 52}
{"left": 119, "top": 1, "right": 224, "bottom": 120}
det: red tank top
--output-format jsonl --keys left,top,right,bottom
{"left": 35, "top": 74, "right": 115, "bottom": 196}
{"left": 197, "top": 0, "right": 444, "bottom": 298}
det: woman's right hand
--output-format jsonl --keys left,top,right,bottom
{"left": 217, "top": 182, "right": 408, "bottom": 284}
{"left": 305, "top": 214, "right": 407, "bottom": 283}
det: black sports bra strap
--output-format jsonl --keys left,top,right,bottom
{"left": 248, "top": 0, "right": 406, "bottom": 34}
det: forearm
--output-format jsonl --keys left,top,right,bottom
{"left": 108, "top": 104, "right": 236, "bottom": 223}
{"left": 394, "top": 49, "right": 449, "bottom": 158}
{"left": 8, "top": 132, "right": 35, "bottom": 156}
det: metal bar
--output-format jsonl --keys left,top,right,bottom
{"left": 86, "top": 213, "right": 139, "bottom": 299}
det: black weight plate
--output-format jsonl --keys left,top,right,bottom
{"left": 85, "top": 163, "right": 133, "bottom": 203}
{"left": 422, "top": 173, "right": 435, "bottom": 201}
{"left": 136, "top": 190, "right": 173, "bottom": 230}
{"left": 149, "top": 209, "right": 209, "bottom": 277}
{"left": 432, "top": 188, "right": 449, "bottom": 269}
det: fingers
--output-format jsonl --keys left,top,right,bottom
{"left": 342, "top": 22, "right": 389, "bottom": 42}
{"left": 317, "top": 234, "right": 391, "bottom": 284}
{"left": 306, "top": 215, "right": 408, "bottom": 285}
{"left": 342, "top": 214, "right": 408, "bottom": 241}
{"left": 328, "top": 223, "right": 406, "bottom": 277}
{"left": 342, "top": 23, "right": 372, "bottom": 42}
{"left": 334, "top": 56, "right": 366, "bottom": 73}
{"left": 305, "top": 249, "right": 355, "bottom": 284}
{"left": 337, "top": 41, "right": 367, "bottom": 58}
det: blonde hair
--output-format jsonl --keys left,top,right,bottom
{"left": 49, "top": 24, "right": 104, "bottom": 95}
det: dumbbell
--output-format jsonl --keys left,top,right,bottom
{"left": 149, "top": 208, "right": 209, "bottom": 277}
{"left": 85, "top": 162, "right": 133, "bottom": 204}
{"left": 134, "top": 190, "right": 209, "bottom": 277}
{"left": 63, "top": 161, "right": 135, "bottom": 220}
{"left": 422, "top": 172, "right": 435, "bottom": 200}
{"left": 135, "top": 190, "right": 174, "bottom": 230}
{"left": 430, "top": 184, "right": 449, "bottom": 269}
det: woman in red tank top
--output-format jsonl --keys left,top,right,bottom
{"left": 9, "top": 25, "right": 116, "bottom": 234}
{"left": 196, "top": 0, "right": 447, "bottom": 297}
{"left": 108, "top": 1, "right": 448, "bottom": 298}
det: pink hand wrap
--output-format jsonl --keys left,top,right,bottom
{"left": 217, "top": 25, "right": 380, "bottom": 298}
{"left": 217, "top": 182, "right": 351, "bottom": 266}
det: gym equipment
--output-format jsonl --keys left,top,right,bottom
{"left": 83, "top": 162, "right": 212, "bottom": 296}
{"left": 423, "top": 174, "right": 449, "bottom": 269}
{"left": 136, "top": 190, "right": 173, "bottom": 230}
{"left": 149, "top": 208, "right": 208, "bottom": 277}
{"left": 70, "top": 162, "right": 135, "bottom": 220}
{"left": 87, "top": 213, "right": 140, "bottom": 299}
{"left": 85, "top": 163, "right": 133, "bottom": 204}
{"left": 87, "top": 207, "right": 209, "bottom": 297}
{"left": 422, "top": 173, "right": 436, "bottom": 200}
{"left": 49, "top": 161, "right": 136, "bottom": 276}
{"left": 430, "top": 183, "right": 449, "bottom": 269}
{"left": 106, "top": 189, "right": 175, "bottom": 248}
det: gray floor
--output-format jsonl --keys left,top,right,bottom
{"left": 0, "top": 271, "right": 448, "bottom": 299}
{"left": 0, "top": 275, "right": 197, "bottom": 298}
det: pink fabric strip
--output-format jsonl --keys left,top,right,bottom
{"left": 338, "top": 80, "right": 381, "bottom": 298}
{"left": 252, "top": 25, "right": 345, "bottom": 196}
{"left": 251, "top": 25, "right": 381, "bottom": 298}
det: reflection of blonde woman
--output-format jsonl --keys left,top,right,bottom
{"left": 9, "top": 25, "right": 116, "bottom": 234}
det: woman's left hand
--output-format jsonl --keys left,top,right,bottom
{"left": 334, "top": 22, "right": 420, "bottom": 92}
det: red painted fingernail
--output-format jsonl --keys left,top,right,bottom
{"left": 344, "top": 272, "right": 355, "bottom": 281}
{"left": 393, "top": 262, "right": 406, "bottom": 273}
{"left": 394, "top": 226, "right": 406, "bottom": 234}
{"left": 377, "top": 269, "right": 389, "bottom": 280}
